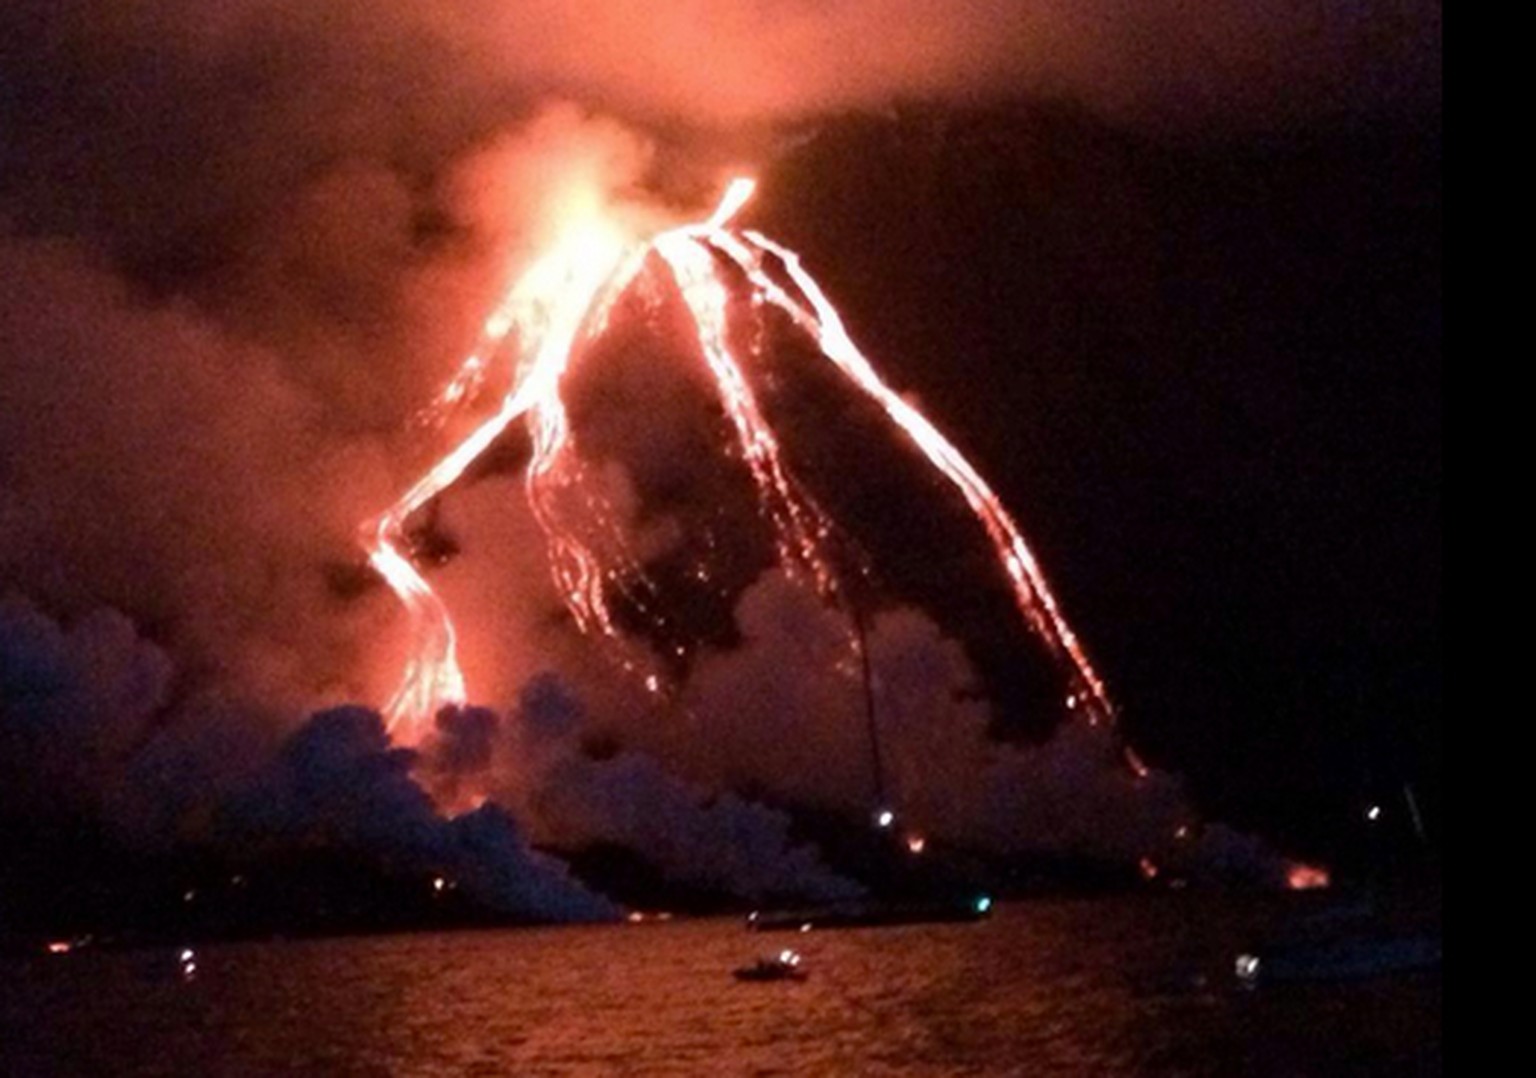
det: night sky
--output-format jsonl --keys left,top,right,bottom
{"left": 1, "top": 2, "right": 1440, "bottom": 930}
{"left": 753, "top": 106, "right": 1441, "bottom": 860}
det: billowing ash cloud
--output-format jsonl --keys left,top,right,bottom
{"left": 0, "top": 598, "right": 855, "bottom": 914}
{"left": 591, "top": 570, "right": 1301, "bottom": 884}
{"left": 0, "top": 106, "right": 658, "bottom": 721}
{"left": 0, "top": 239, "right": 388, "bottom": 719}
{"left": 0, "top": 595, "right": 173, "bottom": 815}
{"left": 222, "top": 706, "right": 616, "bottom": 921}
{"left": 422, "top": 678, "right": 861, "bottom": 903}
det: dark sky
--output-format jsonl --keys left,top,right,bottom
{"left": 751, "top": 106, "right": 1441, "bottom": 858}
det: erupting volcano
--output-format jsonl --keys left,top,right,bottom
{"left": 363, "top": 179, "right": 1114, "bottom": 746}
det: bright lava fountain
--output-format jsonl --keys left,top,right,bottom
{"left": 362, "top": 179, "right": 1115, "bottom": 747}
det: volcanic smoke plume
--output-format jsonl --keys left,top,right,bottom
{"left": 2, "top": 0, "right": 1418, "bottom": 916}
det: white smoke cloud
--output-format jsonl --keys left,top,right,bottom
{"left": 0, "top": 597, "right": 857, "bottom": 913}
{"left": 423, "top": 677, "right": 861, "bottom": 903}
{"left": 223, "top": 705, "right": 617, "bottom": 921}
{"left": 597, "top": 569, "right": 1296, "bottom": 882}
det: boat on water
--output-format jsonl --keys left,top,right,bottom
{"left": 733, "top": 949, "right": 809, "bottom": 982}
{"left": 1234, "top": 794, "right": 1441, "bottom": 990}
{"left": 1234, "top": 933, "right": 1441, "bottom": 986}
{"left": 748, "top": 894, "right": 993, "bottom": 932}
{"left": 746, "top": 609, "right": 998, "bottom": 934}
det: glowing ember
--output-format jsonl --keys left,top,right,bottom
{"left": 1123, "top": 746, "right": 1151, "bottom": 780}
{"left": 1285, "top": 863, "right": 1332, "bottom": 890}
{"left": 364, "top": 178, "right": 1118, "bottom": 745}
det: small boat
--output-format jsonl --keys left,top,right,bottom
{"left": 733, "top": 949, "right": 809, "bottom": 982}
{"left": 1234, "top": 934, "right": 1441, "bottom": 986}
{"left": 745, "top": 614, "right": 998, "bottom": 938}
{"left": 748, "top": 894, "right": 993, "bottom": 932}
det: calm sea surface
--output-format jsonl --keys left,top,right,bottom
{"left": 2, "top": 894, "right": 1440, "bottom": 1076}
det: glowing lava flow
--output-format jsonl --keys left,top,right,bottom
{"left": 707, "top": 229, "right": 1113, "bottom": 722}
{"left": 653, "top": 227, "right": 833, "bottom": 586}
{"left": 362, "top": 219, "right": 631, "bottom": 728}
{"left": 364, "top": 178, "right": 1114, "bottom": 741}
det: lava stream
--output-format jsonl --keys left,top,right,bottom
{"left": 363, "top": 178, "right": 1114, "bottom": 742}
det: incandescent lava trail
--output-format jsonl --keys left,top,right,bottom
{"left": 363, "top": 179, "right": 1114, "bottom": 743}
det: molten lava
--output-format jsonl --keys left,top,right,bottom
{"left": 363, "top": 179, "right": 1114, "bottom": 744}
{"left": 1285, "top": 862, "right": 1332, "bottom": 891}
